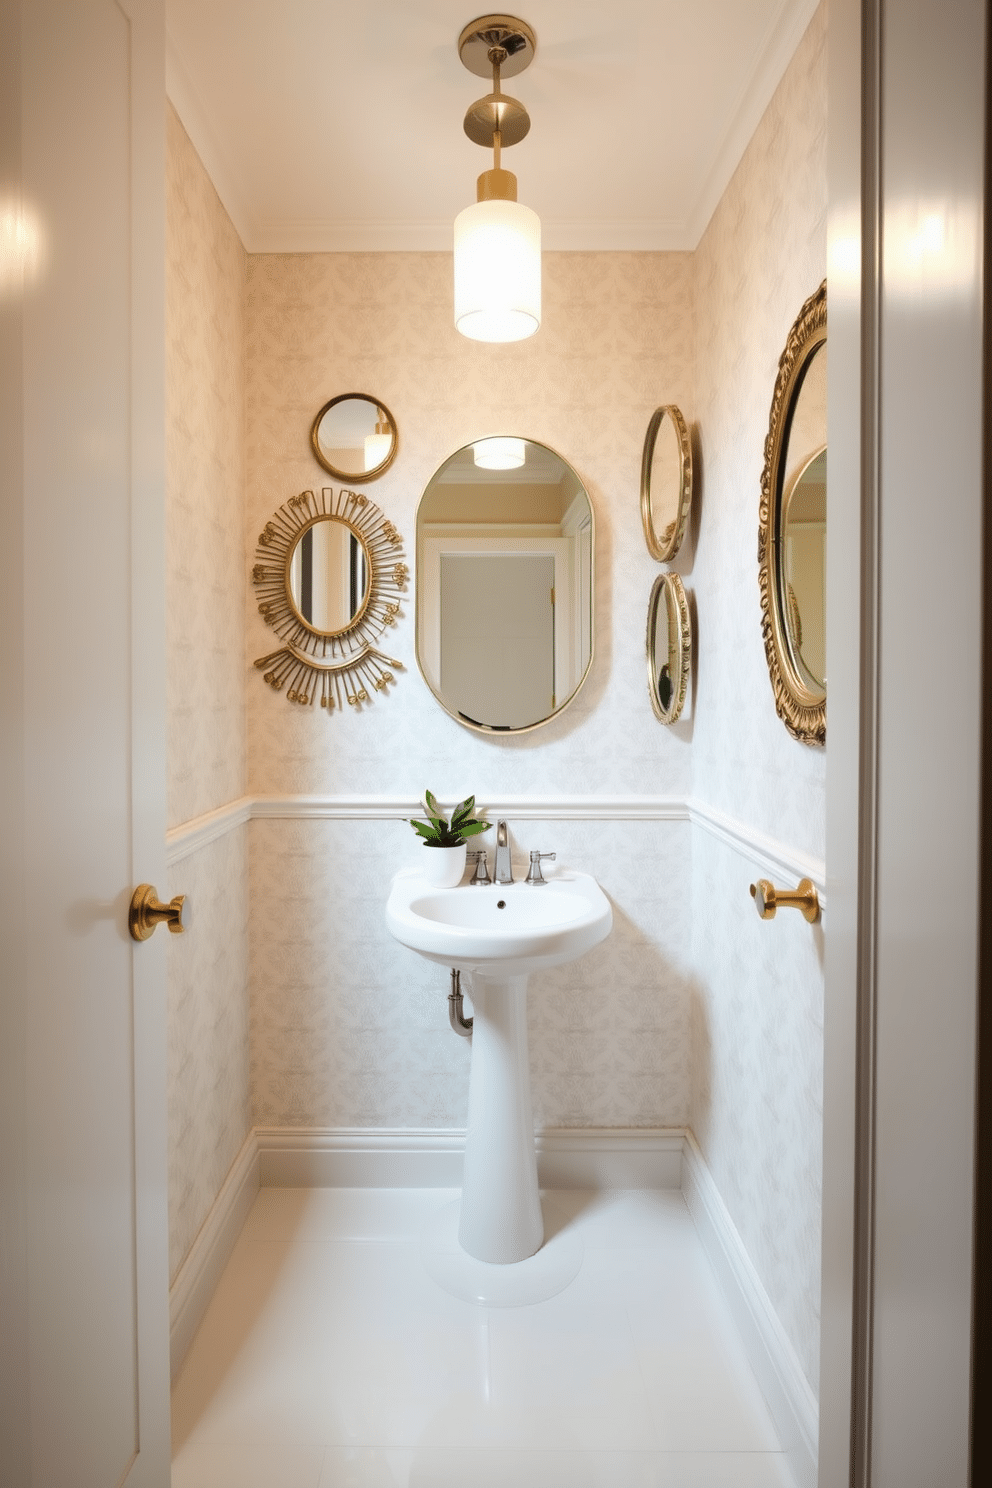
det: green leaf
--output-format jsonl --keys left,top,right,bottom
{"left": 408, "top": 819, "right": 439, "bottom": 841}
{"left": 450, "top": 795, "right": 475, "bottom": 825}
{"left": 423, "top": 790, "right": 446, "bottom": 830}
{"left": 458, "top": 820, "right": 491, "bottom": 838}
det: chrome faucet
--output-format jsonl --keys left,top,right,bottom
{"left": 494, "top": 819, "right": 513, "bottom": 884}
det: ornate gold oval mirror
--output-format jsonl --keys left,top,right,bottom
{"left": 416, "top": 436, "right": 594, "bottom": 733}
{"left": 252, "top": 487, "right": 407, "bottom": 711}
{"left": 311, "top": 394, "right": 397, "bottom": 482}
{"left": 758, "top": 281, "right": 826, "bottom": 744}
{"left": 646, "top": 572, "right": 690, "bottom": 723}
{"left": 640, "top": 405, "right": 692, "bottom": 562}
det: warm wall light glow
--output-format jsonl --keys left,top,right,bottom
{"left": 473, "top": 437, "right": 526, "bottom": 469}
{"left": 454, "top": 198, "right": 541, "bottom": 342}
{"left": 0, "top": 200, "right": 43, "bottom": 299}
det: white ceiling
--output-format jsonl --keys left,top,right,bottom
{"left": 166, "top": 0, "right": 820, "bottom": 253}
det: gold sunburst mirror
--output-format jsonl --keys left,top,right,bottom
{"left": 758, "top": 281, "right": 827, "bottom": 744}
{"left": 252, "top": 487, "right": 407, "bottom": 711}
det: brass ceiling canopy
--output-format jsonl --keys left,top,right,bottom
{"left": 458, "top": 15, "right": 536, "bottom": 77}
{"left": 459, "top": 13, "right": 536, "bottom": 153}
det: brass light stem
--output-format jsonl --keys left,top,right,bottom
{"left": 491, "top": 49, "right": 504, "bottom": 171}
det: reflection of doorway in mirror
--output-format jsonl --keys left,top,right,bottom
{"left": 440, "top": 554, "right": 554, "bottom": 727}
{"left": 783, "top": 447, "right": 826, "bottom": 689}
{"left": 421, "top": 517, "right": 587, "bottom": 729}
{"left": 289, "top": 521, "right": 367, "bottom": 633}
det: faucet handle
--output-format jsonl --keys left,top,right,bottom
{"left": 525, "top": 850, "right": 556, "bottom": 885}
{"left": 467, "top": 849, "right": 491, "bottom": 885}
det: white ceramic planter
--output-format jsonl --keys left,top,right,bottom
{"left": 419, "top": 842, "right": 467, "bottom": 887}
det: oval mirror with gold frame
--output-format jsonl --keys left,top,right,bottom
{"left": 311, "top": 394, "right": 398, "bottom": 482}
{"left": 646, "top": 572, "right": 691, "bottom": 723}
{"left": 415, "top": 436, "right": 594, "bottom": 734}
{"left": 640, "top": 405, "right": 693, "bottom": 562}
{"left": 252, "top": 486, "right": 408, "bottom": 711}
{"left": 758, "top": 281, "right": 826, "bottom": 744}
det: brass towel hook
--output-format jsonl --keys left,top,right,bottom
{"left": 750, "top": 878, "right": 819, "bottom": 923}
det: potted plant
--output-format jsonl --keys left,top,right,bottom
{"left": 407, "top": 791, "right": 491, "bottom": 886}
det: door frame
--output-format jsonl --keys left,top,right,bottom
{"left": 821, "top": 1, "right": 986, "bottom": 1482}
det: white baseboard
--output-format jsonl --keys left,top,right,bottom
{"left": 169, "top": 1121, "right": 819, "bottom": 1488}
{"left": 169, "top": 1132, "right": 259, "bottom": 1380}
{"left": 682, "top": 1132, "right": 818, "bottom": 1488}
{"left": 255, "top": 1125, "right": 685, "bottom": 1190}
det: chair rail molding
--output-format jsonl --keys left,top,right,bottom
{"left": 166, "top": 793, "right": 824, "bottom": 898}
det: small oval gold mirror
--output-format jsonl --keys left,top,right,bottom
{"left": 311, "top": 394, "right": 397, "bottom": 481}
{"left": 758, "top": 282, "right": 826, "bottom": 744}
{"left": 640, "top": 405, "right": 692, "bottom": 562}
{"left": 646, "top": 573, "right": 690, "bottom": 723}
{"left": 287, "top": 515, "right": 371, "bottom": 636}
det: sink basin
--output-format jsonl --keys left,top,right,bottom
{"left": 385, "top": 869, "right": 612, "bottom": 977}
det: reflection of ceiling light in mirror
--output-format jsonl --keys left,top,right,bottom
{"left": 364, "top": 412, "right": 392, "bottom": 467}
{"left": 473, "top": 437, "right": 526, "bottom": 470}
{"left": 453, "top": 16, "right": 541, "bottom": 343}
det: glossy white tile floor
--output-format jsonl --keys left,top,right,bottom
{"left": 172, "top": 1188, "right": 795, "bottom": 1488}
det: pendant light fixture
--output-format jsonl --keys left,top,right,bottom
{"left": 454, "top": 15, "right": 540, "bottom": 343}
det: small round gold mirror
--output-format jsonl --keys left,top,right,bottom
{"left": 286, "top": 515, "right": 371, "bottom": 636}
{"left": 646, "top": 572, "right": 690, "bottom": 723}
{"left": 758, "top": 282, "right": 826, "bottom": 744}
{"left": 640, "top": 405, "right": 692, "bottom": 562}
{"left": 311, "top": 394, "right": 397, "bottom": 482}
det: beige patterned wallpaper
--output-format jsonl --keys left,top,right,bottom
{"left": 166, "top": 104, "right": 248, "bottom": 830}
{"left": 249, "top": 816, "right": 692, "bottom": 1134}
{"left": 245, "top": 249, "right": 695, "bottom": 799}
{"left": 691, "top": 1, "right": 827, "bottom": 1393}
{"left": 166, "top": 105, "right": 252, "bottom": 1282}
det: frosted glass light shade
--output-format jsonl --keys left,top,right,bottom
{"left": 474, "top": 437, "right": 526, "bottom": 470}
{"left": 454, "top": 198, "right": 541, "bottom": 343}
{"left": 364, "top": 431, "right": 392, "bottom": 466}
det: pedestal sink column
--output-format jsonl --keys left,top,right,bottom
{"left": 458, "top": 973, "right": 544, "bottom": 1263}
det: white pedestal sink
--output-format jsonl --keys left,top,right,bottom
{"left": 385, "top": 869, "right": 612, "bottom": 1266}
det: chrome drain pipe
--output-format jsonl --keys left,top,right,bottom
{"left": 448, "top": 969, "right": 473, "bottom": 1038}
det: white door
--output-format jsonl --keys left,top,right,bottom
{"left": 820, "top": 0, "right": 984, "bottom": 1482}
{"left": 440, "top": 553, "right": 555, "bottom": 727}
{"left": 0, "top": 2, "right": 171, "bottom": 1484}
